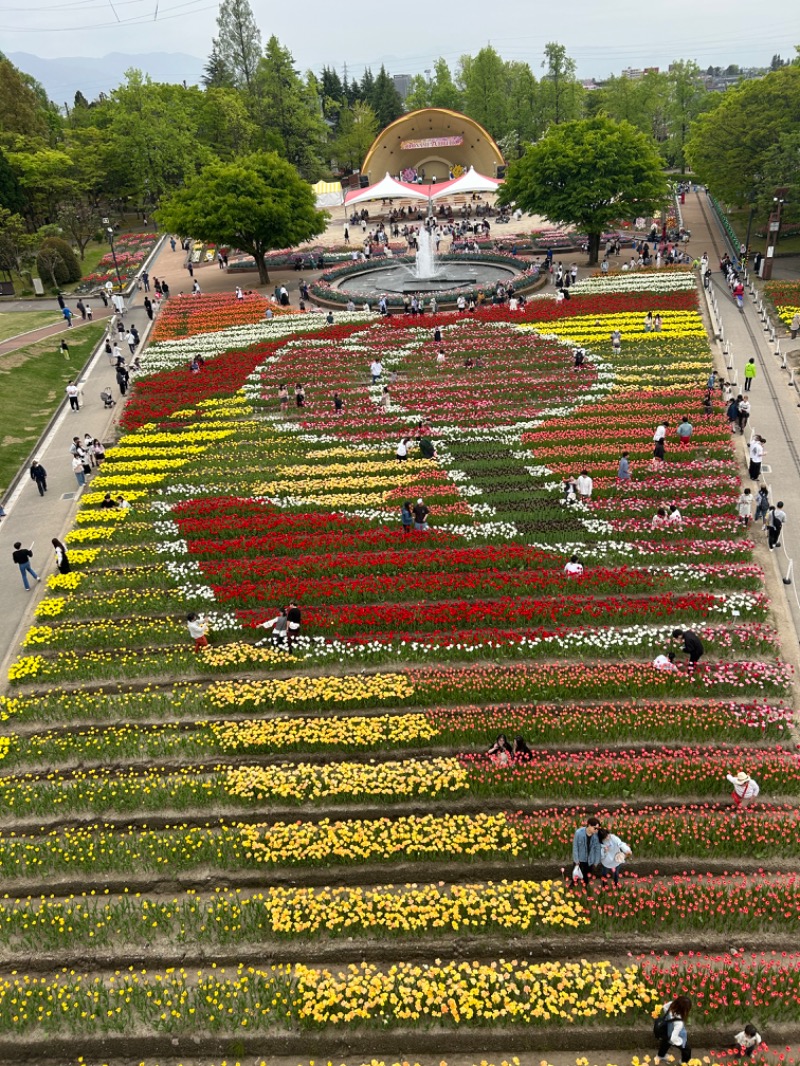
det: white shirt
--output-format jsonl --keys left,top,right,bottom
{"left": 653, "top": 655, "right": 678, "bottom": 672}
{"left": 726, "top": 774, "right": 760, "bottom": 800}
{"left": 576, "top": 475, "right": 593, "bottom": 497}
{"left": 396, "top": 440, "right": 407, "bottom": 458}
{"left": 564, "top": 561, "right": 584, "bottom": 577}
{"left": 667, "top": 509, "right": 683, "bottom": 524}
{"left": 653, "top": 424, "right": 667, "bottom": 442}
{"left": 749, "top": 440, "right": 763, "bottom": 462}
{"left": 735, "top": 1032, "right": 762, "bottom": 1050}
{"left": 370, "top": 361, "right": 382, "bottom": 377}
{"left": 66, "top": 384, "right": 78, "bottom": 398}
{"left": 187, "top": 617, "right": 208, "bottom": 639}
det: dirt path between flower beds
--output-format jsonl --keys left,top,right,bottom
{"left": 0, "top": 855, "right": 795, "bottom": 902}
{"left": 0, "top": 1024, "right": 799, "bottom": 1063}
{"left": 1, "top": 791, "right": 796, "bottom": 837}
{"left": 1, "top": 736, "right": 790, "bottom": 779}
{"left": 0, "top": 927, "right": 793, "bottom": 975}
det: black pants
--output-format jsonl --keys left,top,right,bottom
{"left": 34, "top": 479, "right": 46, "bottom": 496}
{"left": 658, "top": 1040, "right": 691, "bottom": 1062}
{"left": 749, "top": 460, "right": 761, "bottom": 480}
{"left": 768, "top": 524, "right": 782, "bottom": 549}
{"left": 69, "top": 396, "right": 79, "bottom": 410}
{"left": 744, "top": 378, "right": 753, "bottom": 391}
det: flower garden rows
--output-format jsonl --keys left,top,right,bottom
{"left": 1, "top": 274, "right": 798, "bottom": 1061}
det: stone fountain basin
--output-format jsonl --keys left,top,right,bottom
{"left": 336, "top": 261, "right": 518, "bottom": 297}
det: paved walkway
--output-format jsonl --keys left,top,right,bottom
{"left": 0, "top": 273, "right": 158, "bottom": 678}
{"left": 683, "top": 189, "right": 800, "bottom": 646}
{"left": 0, "top": 308, "right": 113, "bottom": 358}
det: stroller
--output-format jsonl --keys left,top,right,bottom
{"left": 101, "top": 388, "right": 116, "bottom": 409}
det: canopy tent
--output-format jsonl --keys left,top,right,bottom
{"left": 344, "top": 172, "right": 430, "bottom": 207}
{"left": 311, "top": 179, "right": 344, "bottom": 208}
{"left": 431, "top": 166, "right": 501, "bottom": 200}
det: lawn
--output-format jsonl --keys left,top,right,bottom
{"left": 0, "top": 310, "right": 60, "bottom": 342}
{"left": 726, "top": 206, "right": 800, "bottom": 256}
{"left": 0, "top": 322, "right": 104, "bottom": 495}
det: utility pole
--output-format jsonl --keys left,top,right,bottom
{"left": 761, "top": 186, "right": 789, "bottom": 281}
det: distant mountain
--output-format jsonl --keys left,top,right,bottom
{"left": 9, "top": 52, "right": 205, "bottom": 105}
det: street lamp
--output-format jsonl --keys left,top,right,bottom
{"left": 761, "top": 187, "right": 789, "bottom": 281}
{"left": 105, "top": 224, "right": 123, "bottom": 292}
{"left": 743, "top": 190, "right": 757, "bottom": 263}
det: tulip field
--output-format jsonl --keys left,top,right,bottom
{"left": 2, "top": 272, "right": 800, "bottom": 1064}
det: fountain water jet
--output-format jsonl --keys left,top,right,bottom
{"left": 415, "top": 229, "right": 439, "bottom": 280}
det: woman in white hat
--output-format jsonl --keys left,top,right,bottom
{"left": 725, "top": 770, "right": 760, "bottom": 809}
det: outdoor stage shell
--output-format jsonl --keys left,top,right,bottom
{"left": 362, "top": 108, "right": 505, "bottom": 184}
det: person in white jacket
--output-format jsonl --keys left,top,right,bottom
{"left": 726, "top": 770, "right": 760, "bottom": 809}
{"left": 597, "top": 828, "right": 632, "bottom": 885}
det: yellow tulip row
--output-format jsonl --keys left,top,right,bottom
{"left": 209, "top": 673, "right": 415, "bottom": 709}
{"left": 209, "top": 713, "right": 437, "bottom": 751}
{"left": 240, "top": 811, "right": 521, "bottom": 864}
{"left": 224, "top": 757, "right": 468, "bottom": 803}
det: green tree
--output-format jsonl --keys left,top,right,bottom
{"left": 0, "top": 208, "right": 35, "bottom": 279}
{"left": 196, "top": 87, "right": 257, "bottom": 158}
{"left": 372, "top": 65, "right": 403, "bottom": 128}
{"left": 403, "top": 74, "right": 431, "bottom": 112}
{"left": 203, "top": 40, "right": 234, "bottom": 89}
{"left": 0, "top": 149, "right": 24, "bottom": 214}
{"left": 333, "top": 100, "right": 378, "bottom": 172}
{"left": 157, "top": 152, "right": 328, "bottom": 284}
{"left": 685, "top": 64, "right": 800, "bottom": 203}
{"left": 506, "top": 61, "right": 541, "bottom": 145}
{"left": 214, "top": 0, "right": 262, "bottom": 94}
{"left": 540, "top": 42, "right": 583, "bottom": 126}
{"left": 459, "top": 46, "right": 508, "bottom": 139}
{"left": 430, "top": 58, "right": 463, "bottom": 112}
{"left": 664, "top": 60, "right": 708, "bottom": 172}
{"left": 103, "top": 72, "right": 212, "bottom": 206}
{"left": 499, "top": 116, "right": 668, "bottom": 264}
{"left": 253, "top": 38, "right": 328, "bottom": 179}
{"left": 36, "top": 235, "right": 81, "bottom": 287}
{"left": 0, "top": 54, "right": 50, "bottom": 141}
{"left": 592, "top": 71, "right": 668, "bottom": 143}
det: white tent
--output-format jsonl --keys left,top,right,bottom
{"left": 431, "top": 166, "right": 501, "bottom": 200}
{"left": 344, "top": 172, "right": 430, "bottom": 207}
{"left": 312, "top": 179, "right": 344, "bottom": 208}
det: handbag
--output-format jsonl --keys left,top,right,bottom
{"left": 572, "top": 863, "right": 584, "bottom": 881}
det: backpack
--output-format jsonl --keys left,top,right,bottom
{"left": 653, "top": 1012, "right": 671, "bottom": 1040}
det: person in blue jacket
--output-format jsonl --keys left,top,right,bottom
{"left": 572, "top": 816, "right": 601, "bottom": 884}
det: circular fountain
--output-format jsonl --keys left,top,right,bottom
{"left": 311, "top": 231, "right": 542, "bottom": 308}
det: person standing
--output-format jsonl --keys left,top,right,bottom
{"left": 617, "top": 452, "right": 631, "bottom": 483}
{"left": 744, "top": 358, "right": 757, "bottom": 392}
{"left": 654, "top": 996, "right": 692, "bottom": 1065}
{"left": 65, "top": 381, "right": 80, "bottom": 411}
{"left": 748, "top": 436, "right": 765, "bottom": 481}
{"left": 12, "top": 541, "right": 39, "bottom": 590}
{"left": 295, "top": 383, "right": 305, "bottom": 409}
{"left": 71, "top": 454, "right": 87, "bottom": 487}
{"left": 76, "top": 299, "right": 86, "bottom": 320}
{"left": 370, "top": 358, "right": 383, "bottom": 384}
{"left": 737, "top": 395, "right": 751, "bottom": 434}
{"left": 597, "top": 827, "right": 632, "bottom": 886}
{"left": 791, "top": 312, "right": 800, "bottom": 340}
{"left": 401, "top": 500, "right": 414, "bottom": 535}
{"left": 576, "top": 470, "right": 593, "bottom": 501}
{"left": 571, "top": 816, "right": 601, "bottom": 886}
{"left": 29, "top": 460, "right": 47, "bottom": 496}
{"left": 52, "top": 538, "right": 71, "bottom": 574}
{"left": 125, "top": 329, "right": 136, "bottom": 354}
{"left": 141, "top": 271, "right": 150, "bottom": 292}
{"left": 676, "top": 416, "right": 693, "bottom": 447}
{"left": 60, "top": 339, "right": 70, "bottom": 361}
{"left": 396, "top": 437, "right": 410, "bottom": 461}
{"left": 413, "top": 498, "right": 429, "bottom": 531}
{"left": 736, "top": 488, "right": 753, "bottom": 529}
{"left": 286, "top": 601, "right": 302, "bottom": 651}
{"left": 116, "top": 364, "right": 129, "bottom": 397}
{"left": 653, "top": 421, "right": 668, "bottom": 462}
{"left": 754, "top": 485, "right": 770, "bottom": 527}
{"left": 766, "top": 500, "right": 786, "bottom": 550}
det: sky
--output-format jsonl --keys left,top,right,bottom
{"left": 2, "top": 0, "right": 799, "bottom": 83}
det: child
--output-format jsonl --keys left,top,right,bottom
{"left": 186, "top": 612, "right": 209, "bottom": 651}
{"left": 733, "top": 1024, "right": 762, "bottom": 1057}
{"left": 754, "top": 486, "right": 770, "bottom": 528}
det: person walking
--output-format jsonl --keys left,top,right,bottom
{"left": 727, "top": 395, "right": 741, "bottom": 434}
{"left": 52, "top": 538, "right": 71, "bottom": 574}
{"left": 12, "top": 541, "right": 39, "bottom": 591}
{"left": 749, "top": 436, "right": 765, "bottom": 480}
{"left": 726, "top": 769, "right": 760, "bottom": 809}
{"left": 66, "top": 381, "right": 80, "bottom": 411}
{"left": 766, "top": 500, "right": 786, "bottom": 550}
{"left": 144, "top": 297, "right": 153, "bottom": 321}
{"left": 116, "top": 364, "right": 129, "bottom": 397}
{"left": 737, "top": 395, "right": 751, "bottom": 434}
{"left": 62, "top": 306, "right": 73, "bottom": 327}
{"left": 654, "top": 996, "right": 692, "bottom": 1064}
{"left": 676, "top": 416, "right": 693, "bottom": 447}
{"left": 597, "top": 827, "right": 632, "bottom": 886}
{"left": 672, "top": 627, "right": 704, "bottom": 666}
{"left": 576, "top": 470, "right": 593, "bottom": 501}
{"left": 744, "top": 358, "right": 757, "bottom": 392}
{"left": 755, "top": 485, "right": 770, "bottom": 527}
{"left": 571, "top": 816, "right": 601, "bottom": 886}
{"left": 370, "top": 358, "right": 383, "bottom": 384}
{"left": 29, "top": 460, "right": 48, "bottom": 496}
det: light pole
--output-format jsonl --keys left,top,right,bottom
{"left": 761, "top": 187, "right": 789, "bottom": 281}
{"left": 105, "top": 223, "right": 123, "bottom": 292}
{"left": 743, "top": 190, "right": 757, "bottom": 263}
